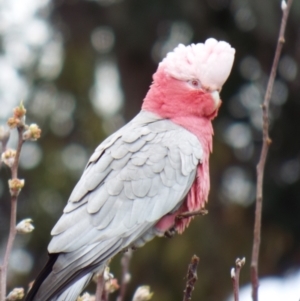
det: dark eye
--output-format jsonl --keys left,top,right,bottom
{"left": 188, "top": 79, "right": 201, "bottom": 89}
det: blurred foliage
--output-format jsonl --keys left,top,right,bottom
{"left": 1, "top": 0, "right": 300, "bottom": 300}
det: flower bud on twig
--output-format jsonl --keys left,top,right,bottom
{"left": 77, "top": 292, "right": 95, "bottom": 301}
{"left": 22, "top": 124, "right": 41, "bottom": 141}
{"left": 1, "top": 149, "right": 16, "bottom": 168}
{"left": 103, "top": 266, "right": 114, "bottom": 281}
{"left": 8, "top": 178, "right": 25, "bottom": 197}
{"left": 16, "top": 219, "right": 34, "bottom": 234}
{"left": 7, "top": 103, "right": 27, "bottom": 129}
{"left": 7, "top": 117, "right": 21, "bottom": 129}
{"left": 6, "top": 287, "right": 24, "bottom": 300}
{"left": 13, "top": 103, "right": 26, "bottom": 119}
{"left": 230, "top": 267, "right": 235, "bottom": 279}
{"left": 105, "top": 278, "right": 120, "bottom": 294}
{"left": 235, "top": 257, "right": 246, "bottom": 268}
{"left": 93, "top": 266, "right": 114, "bottom": 284}
{"left": 132, "top": 286, "right": 153, "bottom": 301}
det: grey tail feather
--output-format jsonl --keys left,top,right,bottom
{"left": 25, "top": 253, "right": 60, "bottom": 301}
{"left": 54, "top": 273, "right": 94, "bottom": 301}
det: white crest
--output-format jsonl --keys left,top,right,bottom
{"left": 159, "top": 38, "right": 235, "bottom": 91}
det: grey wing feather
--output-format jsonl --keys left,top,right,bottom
{"left": 45, "top": 110, "right": 203, "bottom": 299}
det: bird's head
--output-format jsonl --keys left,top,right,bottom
{"left": 143, "top": 38, "right": 235, "bottom": 120}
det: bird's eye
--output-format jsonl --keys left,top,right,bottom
{"left": 188, "top": 79, "right": 201, "bottom": 89}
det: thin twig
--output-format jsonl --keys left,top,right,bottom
{"left": 117, "top": 249, "right": 132, "bottom": 301}
{"left": 95, "top": 274, "right": 105, "bottom": 301}
{"left": 231, "top": 258, "right": 246, "bottom": 301}
{"left": 183, "top": 255, "right": 199, "bottom": 301}
{"left": 0, "top": 127, "right": 24, "bottom": 300}
{"left": 102, "top": 287, "right": 109, "bottom": 301}
{"left": 250, "top": 1, "right": 293, "bottom": 301}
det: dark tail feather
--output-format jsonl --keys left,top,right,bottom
{"left": 25, "top": 253, "right": 59, "bottom": 301}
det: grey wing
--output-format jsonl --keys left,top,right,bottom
{"left": 47, "top": 111, "right": 203, "bottom": 279}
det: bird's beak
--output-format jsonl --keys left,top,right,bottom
{"left": 210, "top": 91, "right": 221, "bottom": 109}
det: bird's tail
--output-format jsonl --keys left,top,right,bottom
{"left": 25, "top": 254, "right": 59, "bottom": 301}
{"left": 24, "top": 254, "right": 97, "bottom": 301}
{"left": 25, "top": 238, "right": 122, "bottom": 300}
{"left": 26, "top": 273, "right": 92, "bottom": 301}
{"left": 51, "top": 273, "right": 93, "bottom": 301}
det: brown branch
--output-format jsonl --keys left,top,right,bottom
{"left": 231, "top": 258, "right": 246, "bottom": 301}
{"left": 250, "top": 1, "right": 293, "bottom": 301}
{"left": 95, "top": 274, "right": 105, "bottom": 301}
{"left": 101, "top": 287, "right": 109, "bottom": 301}
{"left": 117, "top": 249, "right": 132, "bottom": 301}
{"left": 0, "top": 127, "right": 24, "bottom": 301}
{"left": 183, "top": 255, "right": 199, "bottom": 301}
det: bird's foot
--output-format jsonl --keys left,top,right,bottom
{"left": 164, "top": 227, "right": 177, "bottom": 238}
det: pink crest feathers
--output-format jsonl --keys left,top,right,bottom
{"left": 158, "top": 38, "right": 235, "bottom": 91}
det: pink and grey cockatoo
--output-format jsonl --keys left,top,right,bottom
{"left": 25, "top": 38, "right": 235, "bottom": 301}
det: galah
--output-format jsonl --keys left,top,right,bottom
{"left": 25, "top": 38, "right": 235, "bottom": 301}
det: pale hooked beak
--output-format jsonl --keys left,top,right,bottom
{"left": 210, "top": 91, "right": 221, "bottom": 108}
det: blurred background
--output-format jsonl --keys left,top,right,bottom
{"left": 0, "top": 0, "right": 300, "bottom": 300}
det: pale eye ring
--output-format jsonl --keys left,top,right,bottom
{"left": 188, "top": 79, "right": 201, "bottom": 88}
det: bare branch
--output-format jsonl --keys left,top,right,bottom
{"left": 183, "top": 255, "right": 199, "bottom": 301}
{"left": 231, "top": 258, "right": 246, "bottom": 301}
{"left": 94, "top": 266, "right": 120, "bottom": 301}
{"left": 117, "top": 249, "right": 132, "bottom": 301}
{"left": 95, "top": 275, "right": 105, "bottom": 301}
{"left": 250, "top": 1, "right": 294, "bottom": 301}
{"left": 0, "top": 127, "right": 24, "bottom": 300}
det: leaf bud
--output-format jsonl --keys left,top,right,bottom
{"left": 235, "top": 257, "right": 246, "bottom": 268}
{"left": 77, "top": 292, "right": 95, "bottom": 301}
{"left": 6, "top": 287, "right": 24, "bottom": 300}
{"left": 1, "top": 149, "right": 16, "bottom": 168}
{"left": 103, "top": 266, "right": 114, "bottom": 281}
{"left": 22, "top": 124, "right": 41, "bottom": 141}
{"left": 16, "top": 218, "right": 35, "bottom": 234}
{"left": 132, "top": 286, "right": 153, "bottom": 301}
{"left": 7, "top": 117, "right": 21, "bottom": 129}
{"left": 105, "top": 278, "right": 120, "bottom": 294}
{"left": 8, "top": 178, "right": 25, "bottom": 196}
{"left": 230, "top": 267, "right": 235, "bottom": 279}
{"left": 13, "top": 103, "right": 26, "bottom": 119}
